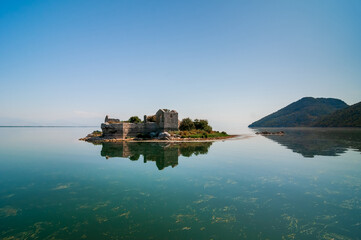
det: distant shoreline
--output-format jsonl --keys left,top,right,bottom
{"left": 249, "top": 127, "right": 361, "bottom": 130}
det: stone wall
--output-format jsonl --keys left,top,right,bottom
{"left": 101, "top": 123, "right": 124, "bottom": 139}
{"left": 122, "top": 122, "right": 159, "bottom": 138}
{"left": 102, "top": 109, "right": 179, "bottom": 139}
{"left": 162, "top": 111, "right": 178, "bottom": 131}
{"left": 101, "top": 122, "right": 160, "bottom": 139}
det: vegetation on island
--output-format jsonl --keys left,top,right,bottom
{"left": 146, "top": 115, "right": 156, "bottom": 122}
{"left": 82, "top": 130, "right": 103, "bottom": 139}
{"left": 249, "top": 97, "right": 349, "bottom": 127}
{"left": 175, "top": 118, "right": 228, "bottom": 139}
{"left": 180, "top": 118, "right": 212, "bottom": 132}
{"left": 128, "top": 116, "right": 142, "bottom": 123}
{"left": 92, "top": 130, "right": 102, "bottom": 136}
{"left": 179, "top": 118, "right": 195, "bottom": 131}
{"left": 170, "top": 130, "right": 228, "bottom": 139}
{"left": 124, "top": 115, "right": 156, "bottom": 123}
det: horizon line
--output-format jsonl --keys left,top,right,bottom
{"left": 0, "top": 126, "right": 98, "bottom": 128}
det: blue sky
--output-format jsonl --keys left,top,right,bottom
{"left": 1, "top": 0, "right": 360, "bottom": 131}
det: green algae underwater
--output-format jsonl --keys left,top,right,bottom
{"left": 0, "top": 127, "right": 361, "bottom": 240}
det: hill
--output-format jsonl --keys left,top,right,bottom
{"left": 249, "top": 97, "right": 348, "bottom": 127}
{"left": 313, "top": 101, "right": 361, "bottom": 127}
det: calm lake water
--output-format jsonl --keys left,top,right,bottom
{"left": 0, "top": 127, "right": 360, "bottom": 240}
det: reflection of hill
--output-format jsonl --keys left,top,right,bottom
{"left": 255, "top": 128, "right": 361, "bottom": 158}
{"left": 100, "top": 142, "right": 213, "bottom": 170}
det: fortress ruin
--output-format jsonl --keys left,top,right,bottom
{"left": 101, "top": 109, "right": 179, "bottom": 139}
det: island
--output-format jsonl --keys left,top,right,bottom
{"left": 80, "top": 109, "right": 236, "bottom": 143}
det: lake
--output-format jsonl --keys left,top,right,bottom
{"left": 0, "top": 127, "right": 360, "bottom": 240}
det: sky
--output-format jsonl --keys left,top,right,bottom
{"left": 1, "top": 0, "right": 361, "bottom": 132}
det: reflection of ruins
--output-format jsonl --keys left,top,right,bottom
{"left": 100, "top": 142, "right": 213, "bottom": 170}
{"left": 255, "top": 128, "right": 361, "bottom": 158}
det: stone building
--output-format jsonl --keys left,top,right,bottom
{"left": 155, "top": 109, "right": 179, "bottom": 132}
{"left": 101, "top": 109, "right": 178, "bottom": 139}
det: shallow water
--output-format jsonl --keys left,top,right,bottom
{"left": 0, "top": 127, "right": 360, "bottom": 239}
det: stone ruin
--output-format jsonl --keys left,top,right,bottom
{"left": 101, "top": 109, "right": 179, "bottom": 139}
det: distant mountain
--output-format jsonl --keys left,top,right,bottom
{"left": 249, "top": 97, "right": 348, "bottom": 127}
{"left": 313, "top": 101, "right": 361, "bottom": 127}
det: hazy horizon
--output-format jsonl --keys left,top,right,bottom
{"left": 1, "top": 0, "right": 360, "bottom": 132}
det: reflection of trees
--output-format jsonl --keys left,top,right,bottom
{"left": 178, "top": 142, "right": 212, "bottom": 157}
{"left": 255, "top": 128, "right": 361, "bottom": 158}
{"left": 129, "top": 154, "right": 140, "bottom": 161}
{"left": 100, "top": 141, "right": 213, "bottom": 170}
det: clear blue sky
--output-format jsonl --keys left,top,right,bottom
{"left": 1, "top": 0, "right": 360, "bottom": 131}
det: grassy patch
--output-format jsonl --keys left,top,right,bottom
{"left": 170, "top": 130, "right": 229, "bottom": 139}
{"left": 90, "top": 130, "right": 102, "bottom": 137}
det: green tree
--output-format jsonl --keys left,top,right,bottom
{"left": 194, "top": 119, "right": 210, "bottom": 130}
{"left": 179, "top": 118, "right": 195, "bottom": 131}
{"left": 128, "top": 116, "right": 141, "bottom": 123}
{"left": 203, "top": 125, "right": 212, "bottom": 133}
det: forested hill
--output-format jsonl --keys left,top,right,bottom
{"left": 313, "top": 102, "right": 361, "bottom": 127}
{"left": 249, "top": 97, "right": 348, "bottom": 127}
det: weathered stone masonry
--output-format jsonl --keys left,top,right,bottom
{"left": 101, "top": 109, "right": 178, "bottom": 139}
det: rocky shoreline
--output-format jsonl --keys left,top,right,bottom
{"left": 255, "top": 131, "right": 285, "bottom": 135}
{"left": 79, "top": 133, "right": 239, "bottom": 144}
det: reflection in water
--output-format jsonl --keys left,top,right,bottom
{"left": 1, "top": 128, "right": 361, "bottom": 239}
{"left": 100, "top": 141, "right": 213, "bottom": 170}
{"left": 255, "top": 128, "right": 361, "bottom": 157}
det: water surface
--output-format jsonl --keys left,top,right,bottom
{"left": 0, "top": 127, "right": 360, "bottom": 239}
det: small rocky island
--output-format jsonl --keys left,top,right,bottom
{"left": 80, "top": 109, "right": 235, "bottom": 143}
{"left": 255, "top": 131, "right": 285, "bottom": 135}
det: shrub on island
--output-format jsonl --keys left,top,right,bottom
{"left": 171, "top": 129, "right": 228, "bottom": 139}
{"left": 146, "top": 115, "right": 156, "bottom": 122}
{"left": 180, "top": 118, "right": 213, "bottom": 133}
{"left": 128, "top": 116, "right": 142, "bottom": 123}
{"left": 179, "top": 118, "right": 195, "bottom": 131}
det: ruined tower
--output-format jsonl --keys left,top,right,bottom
{"left": 156, "top": 109, "right": 179, "bottom": 132}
